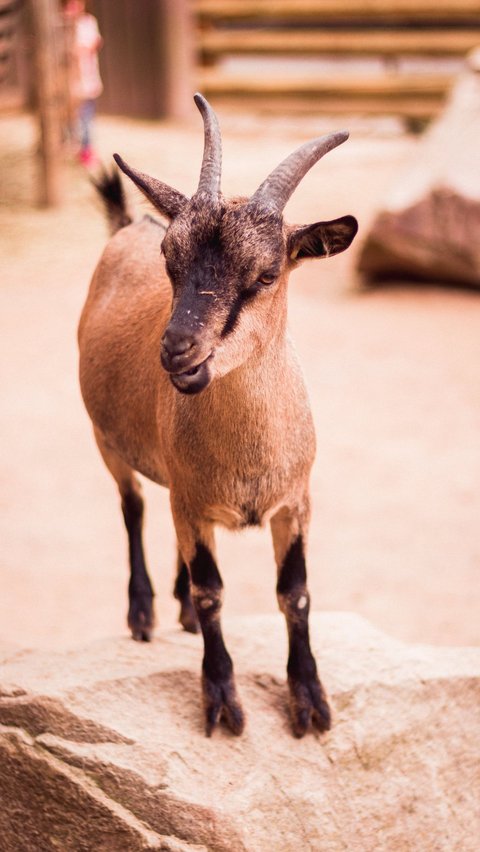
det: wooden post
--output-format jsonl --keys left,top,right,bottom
{"left": 30, "top": 0, "right": 62, "bottom": 206}
{"left": 157, "top": 0, "right": 195, "bottom": 120}
{"left": 59, "top": 15, "right": 77, "bottom": 144}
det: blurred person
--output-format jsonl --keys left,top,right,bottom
{"left": 63, "top": 0, "right": 103, "bottom": 166}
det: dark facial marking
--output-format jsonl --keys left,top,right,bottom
{"left": 220, "top": 287, "right": 257, "bottom": 338}
{"left": 163, "top": 199, "right": 285, "bottom": 343}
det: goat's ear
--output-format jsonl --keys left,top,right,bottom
{"left": 288, "top": 215, "right": 358, "bottom": 262}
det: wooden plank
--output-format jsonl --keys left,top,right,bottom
{"left": 195, "top": 0, "right": 480, "bottom": 22}
{"left": 198, "top": 69, "right": 452, "bottom": 97}
{"left": 0, "top": 0, "right": 25, "bottom": 102}
{"left": 204, "top": 92, "right": 444, "bottom": 117}
{"left": 199, "top": 28, "right": 480, "bottom": 57}
{"left": 194, "top": 0, "right": 476, "bottom": 120}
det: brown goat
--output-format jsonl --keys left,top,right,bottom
{"left": 78, "top": 94, "right": 357, "bottom": 737}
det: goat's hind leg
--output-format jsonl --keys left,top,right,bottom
{"left": 94, "top": 428, "right": 155, "bottom": 641}
{"left": 173, "top": 550, "right": 199, "bottom": 634}
{"left": 271, "top": 504, "right": 331, "bottom": 737}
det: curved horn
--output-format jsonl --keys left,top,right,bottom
{"left": 193, "top": 92, "right": 222, "bottom": 198}
{"left": 113, "top": 153, "right": 188, "bottom": 220}
{"left": 250, "top": 130, "right": 349, "bottom": 212}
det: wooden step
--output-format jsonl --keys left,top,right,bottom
{"left": 197, "top": 70, "right": 452, "bottom": 117}
{"left": 195, "top": 0, "right": 480, "bottom": 23}
{"left": 202, "top": 93, "right": 444, "bottom": 118}
{"left": 198, "top": 69, "right": 452, "bottom": 97}
{"left": 194, "top": 0, "right": 475, "bottom": 119}
{"left": 199, "top": 28, "right": 480, "bottom": 58}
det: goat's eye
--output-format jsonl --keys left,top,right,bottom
{"left": 256, "top": 272, "right": 276, "bottom": 287}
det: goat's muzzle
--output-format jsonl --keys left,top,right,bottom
{"left": 168, "top": 354, "right": 213, "bottom": 395}
{"left": 161, "top": 327, "right": 213, "bottom": 395}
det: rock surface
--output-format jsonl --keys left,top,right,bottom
{"left": 1, "top": 613, "right": 479, "bottom": 851}
{"left": 358, "top": 50, "right": 480, "bottom": 286}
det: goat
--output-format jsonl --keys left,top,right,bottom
{"left": 78, "top": 94, "right": 358, "bottom": 737}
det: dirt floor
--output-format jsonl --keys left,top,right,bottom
{"left": 1, "top": 110, "right": 479, "bottom": 652}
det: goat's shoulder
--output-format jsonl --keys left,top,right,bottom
{"left": 90, "top": 215, "right": 169, "bottom": 299}
{"left": 79, "top": 214, "right": 170, "bottom": 345}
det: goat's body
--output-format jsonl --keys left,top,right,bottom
{"left": 79, "top": 216, "right": 316, "bottom": 534}
{"left": 78, "top": 95, "right": 357, "bottom": 736}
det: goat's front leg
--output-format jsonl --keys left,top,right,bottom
{"left": 172, "top": 506, "right": 245, "bottom": 736}
{"left": 271, "top": 504, "right": 331, "bottom": 737}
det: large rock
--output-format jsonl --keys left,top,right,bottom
{"left": 358, "top": 50, "right": 480, "bottom": 287}
{"left": 1, "top": 614, "right": 479, "bottom": 851}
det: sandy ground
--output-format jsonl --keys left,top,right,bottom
{"left": 1, "top": 111, "right": 479, "bottom": 652}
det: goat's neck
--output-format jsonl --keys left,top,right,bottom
{"left": 200, "top": 319, "right": 293, "bottom": 426}
{"left": 169, "top": 316, "right": 309, "bottom": 476}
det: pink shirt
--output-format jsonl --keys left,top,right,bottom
{"left": 73, "top": 13, "right": 103, "bottom": 100}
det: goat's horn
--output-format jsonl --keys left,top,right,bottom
{"left": 194, "top": 93, "right": 222, "bottom": 198}
{"left": 250, "top": 131, "right": 349, "bottom": 212}
{"left": 113, "top": 154, "right": 188, "bottom": 220}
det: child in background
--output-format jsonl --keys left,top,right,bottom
{"left": 63, "top": 0, "right": 103, "bottom": 166}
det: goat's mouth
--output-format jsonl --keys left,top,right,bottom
{"left": 169, "top": 354, "right": 213, "bottom": 395}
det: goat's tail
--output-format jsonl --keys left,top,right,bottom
{"left": 91, "top": 167, "right": 133, "bottom": 235}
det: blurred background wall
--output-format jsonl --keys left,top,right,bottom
{"left": 3, "top": 0, "right": 480, "bottom": 122}
{"left": 2, "top": 0, "right": 479, "bottom": 206}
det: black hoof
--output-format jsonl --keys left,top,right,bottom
{"left": 128, "top": 596, "right": 155, "bottom": 642}
{"left": 202, "top": 673, "right": 245, "bottom": 737}
{"left": 288, "top": 676, "right": 331, "bottom": 737}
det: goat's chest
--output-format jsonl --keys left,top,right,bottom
{"left": 168, "top": 392, "right": 315, "bottom": 530}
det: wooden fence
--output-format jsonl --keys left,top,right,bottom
{"left": 3, "top": 1, "right": 479, "bottom": 124}
{"left": 0, "top": 0, "right": 27, "bottom": 109}
{"left": 194, "top": 0, "right": 480, "bottom": 119}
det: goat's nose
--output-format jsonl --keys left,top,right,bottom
{"left": 161, "top": 327, "right": 195, "bottom": 358}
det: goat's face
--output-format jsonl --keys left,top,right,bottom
{"left": 159, "top": 198, "right": 288, "bottom": 393}
{"left": 114, "top": 94, "right": 358, "bottom": 395}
